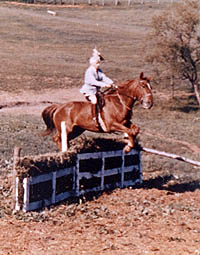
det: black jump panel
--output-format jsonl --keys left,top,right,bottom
{"left": 79, "top": 158, "right": 103, "bottom": 173}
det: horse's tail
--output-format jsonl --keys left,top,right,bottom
{"left": 40, "top": 104, "right": 60, "bottom": 136}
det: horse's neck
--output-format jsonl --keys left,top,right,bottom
{"left": 117, "top": 86, "right": 137, "bottom": 108}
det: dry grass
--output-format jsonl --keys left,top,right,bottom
{"left": 0, "top": 2, "right": 164, "bottom": 92}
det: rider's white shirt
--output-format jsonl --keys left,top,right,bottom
{"left": 80, "top": 66, "right": 113, "bottom": 95}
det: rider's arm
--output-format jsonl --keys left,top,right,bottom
{"left": 97, "top": 69, "right": 114, "bottom": 87}
{"left": 99, "top": 71, "right": 113, "bottom": 85}
{"left": 85, "top": 67, "right": 108, "bottom": 88}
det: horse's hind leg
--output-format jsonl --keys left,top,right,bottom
{"left": 53, "top": 132, "right": 62, "bottom": 151}
{"left": 53, "top": 120, "right": 70, "bottom": 152}
{"left": 53, "top": 129, "right": 70, "bottom": 152}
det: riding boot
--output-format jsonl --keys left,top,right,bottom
{"left": 92, "top": 104, "right": 99, "bottom": 127}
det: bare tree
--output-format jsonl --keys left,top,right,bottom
{"left": 146, "top": 0, "right": 200, "bottom": 106}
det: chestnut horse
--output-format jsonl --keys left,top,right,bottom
{"left": 41, "top": 72, "right": 153, "bottom": 153}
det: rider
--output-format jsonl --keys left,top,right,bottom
{"left": 80, "top": 48, "right": 114, "bottom": 125}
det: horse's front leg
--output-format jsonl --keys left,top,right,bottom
{"left": 124, "top": 130, "right": 135, "bottom": 153}
{"left": 130, "top": 123, "right": 140, "bottom": 137}
{"left": 124, "top": 123, "right": 140, "bottom": 139}
{"left": 124, "top": 124, "right": 140, "bottom": 152}
{"left": 111, "top": 123, "right": 139, "bottom": 153}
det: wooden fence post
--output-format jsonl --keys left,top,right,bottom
{"left": 22, "top": 177, "right": 30, "bottom": 212}
{"left": 61, "top": 121, "right": 67, "bottom": 152}
{"left": 12, "top": 147, "right": 21, "bottom": 211}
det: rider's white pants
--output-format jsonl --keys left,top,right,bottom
{"left": 87, "top": 94, "right": 97, "bottom": 104}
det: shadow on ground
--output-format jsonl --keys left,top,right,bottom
{"left": 142, "top": 174, "right": 200, "bottom": 193}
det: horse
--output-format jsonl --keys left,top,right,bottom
{"left": 40, "top": 72, "right": 153, "bottom": 153}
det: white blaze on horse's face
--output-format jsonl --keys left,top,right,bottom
{"left": 147, "top": 82, "right": 152, "bottom": 90}
{"left": 140, "top": 81, "right": 153, "bottom": 109}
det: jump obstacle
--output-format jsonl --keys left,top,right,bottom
{"left": 13, "top": 148, "right": 141, "bottom": 212}
{"left": 13, "top": 121, "right": 142, "bottom": 212}
{"left": 13, "top": 121, "right": 200, "bottom": 212}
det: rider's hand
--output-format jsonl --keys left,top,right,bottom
{"left": 109, "top": 83, "right": 118, "bottom": 89}
{"left": 105, "top": 83, "right": 112, "bottom": 88}
{"left": 104, "top": 83, "right": 118, "bottom": 89}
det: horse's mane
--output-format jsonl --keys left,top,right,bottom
{"left": 118, "top": 79, "right": 135, "bottom": 88}
{"left": 103, "top": 79, "right": 136, "bottom": 97}
{"left": 104, "top": 76, "right": 150, "bottom": 97}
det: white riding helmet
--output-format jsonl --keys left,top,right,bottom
{"left": 89, "top": 56, "right": 100, "bottom": 65}
{"left": 92, "top": 47, "right": 104, "bottom": 61}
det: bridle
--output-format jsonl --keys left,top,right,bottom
{"left": 116, "top": 80, "right": 152, "bottom": 110}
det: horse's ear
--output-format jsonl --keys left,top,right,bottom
{"left": 140, "top": 72, "right": 144, "bottom": 79}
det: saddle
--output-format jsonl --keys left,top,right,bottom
{"left": 86, "top": 86, "right": 117, "bottom": 131}
{"left": 96, "top": 85, "right": 117, "bottom": 110}
{"left": 95, "top": 87, "right": 117, "bottom": 131}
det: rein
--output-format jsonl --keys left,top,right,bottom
{"left": 116, "top": 91, "right": 135, "bottom": 111}
{"left": 116, "top": 89, "right": 152, "bottom": 111}
{"left": 101, "top": 87, "right": 135, "bottom": 111}
{"left": 101, "top": 82, "right": 152, "bottom": 111}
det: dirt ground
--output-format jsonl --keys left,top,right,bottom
{"left": 0, "top": 174, "right": 200, "bottom": 255}
{"left": 1, "top": 187, "right": 200, "bottom": 255}
{"left": 0, "top": 2, "right": 200, "bottom": 255}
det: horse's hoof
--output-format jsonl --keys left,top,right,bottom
{"left": 123, "top": 145, "right": 132, "bottom": 154}
{"left": 123, "top": 133, "right": 129, "bottom": 139}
